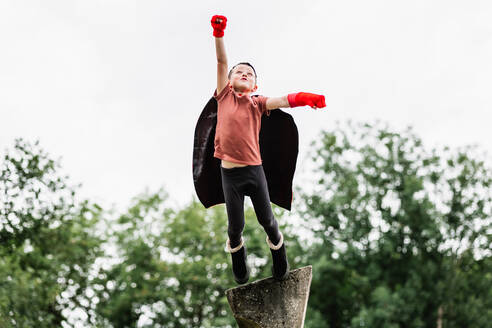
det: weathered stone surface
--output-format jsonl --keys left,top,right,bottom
{"left": 226, "top": 266, "right": 312, "bottom": 328}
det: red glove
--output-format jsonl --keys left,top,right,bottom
{"left": 211, "top": 15, "right": 227, "bottom": 38}
{"left": 288, "top": 92, "right": 326, "bottom": 108}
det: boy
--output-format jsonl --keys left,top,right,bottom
{"left": 211, "top": 14, "right": 325, "bottom": 284}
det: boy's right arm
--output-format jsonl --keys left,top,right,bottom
{"left": 211, "top": 15, "right": 228, "bottom": 95}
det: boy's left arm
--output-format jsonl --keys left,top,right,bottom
{"left": 266, "top": 92, "right": 326, "bottom": 110}
{"left": 265, "top": 96, "right": 289, "bottom": 110}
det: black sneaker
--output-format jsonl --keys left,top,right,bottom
{"left": 267, "top": 234, "right": 290, "bottom": 281}
{"left": 270, "top": 243, "right": 289, "bottom": 281}
{"left": 231, "top": 245, "right": 250, "bottom": 284}
{"left": 227, "top": 238, "right": 250, "bottom": 284}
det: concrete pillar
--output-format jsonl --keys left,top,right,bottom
{"left": 225, "top": 266, "right": 312, "bottom": 328}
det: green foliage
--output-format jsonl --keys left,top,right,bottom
{"left": 299, "top": 121, "right": 492, "bottom": 328}
{"left": 3, "top": 121, "right": 491, "bottom": 328}
{"left": 92, "top": 192, "right": 295, "bottom": 327}
{"left": 0, "top": 139, "right": 104, "bottom": 327}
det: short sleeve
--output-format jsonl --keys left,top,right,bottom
{"left": 214, "top": 82, "right": 231, "bottom": 101}
{"left": 252, "top": 95, "right": 270, "bottom": 116}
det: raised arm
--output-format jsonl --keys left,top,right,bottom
{"left": 211, "top": 15, "right": 229, "bottom": 95}
{"left": 266, "top": 92, "right": 326, "bottom": 110}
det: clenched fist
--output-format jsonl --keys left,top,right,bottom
{"left": 211, "top": 15, "right": 227, "bottom": 38}
{"left": 288, "top": 92, "right": 326, "bottom": 109}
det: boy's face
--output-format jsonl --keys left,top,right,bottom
{"left": 229, "top": 64, "right": 257, "bottom": 93}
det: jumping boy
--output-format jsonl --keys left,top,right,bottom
{"left": 211, "top": 14, "right": 326, "bottom": 284}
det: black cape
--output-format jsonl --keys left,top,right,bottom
{"left": 192, "top": 95, "right": 299, "bottom": 211}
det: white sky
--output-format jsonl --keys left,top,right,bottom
{"left": 1, "top": 0, "right": 491, "bottom": 211}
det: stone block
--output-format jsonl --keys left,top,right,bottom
{"left": 225, "top": 266, "right": 312, "bottom": 328}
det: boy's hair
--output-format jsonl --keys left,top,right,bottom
{"left": 228, "top": 62, "right": 257, "bottom": 82}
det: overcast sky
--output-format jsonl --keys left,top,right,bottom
{"left": 1, "top": 0, "right": 491, "bottom": 211}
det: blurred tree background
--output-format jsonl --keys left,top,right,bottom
{"left": 298, "top": 122, "right": 491, "bottom": 328}
{"left": 0, "top": 140, "right": 104, "bottom": 327}
{"left": 1, "top": 121, "right": 491, "bottom": 327}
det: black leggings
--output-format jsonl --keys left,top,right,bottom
{"left": 220, "top": 164, "right": 281, "bottom": 249}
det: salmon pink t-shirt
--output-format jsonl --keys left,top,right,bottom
{"left": 213, "top": 83, "right": 270, "bottom": 165}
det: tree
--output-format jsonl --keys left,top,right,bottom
{"left": 297, "top": 121, "right": 492, "bottom": 328}
{"left": 92, "top": 191, "right": 299, "bottom": 328}
{"left": 0, "top": 139, "right": 104, "bottom": 327}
